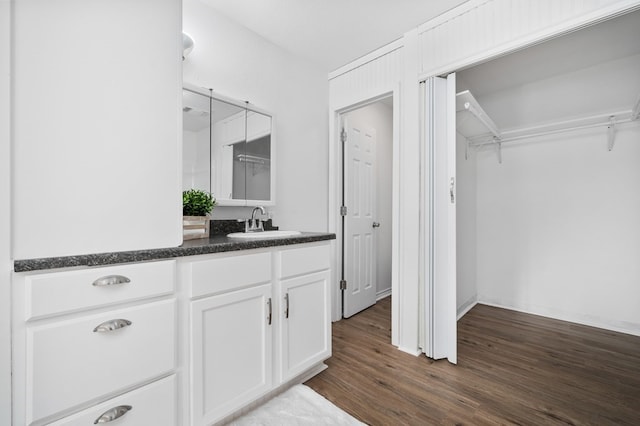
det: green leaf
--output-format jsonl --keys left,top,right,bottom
{"left": 182, "top": 189, "right": 216, "bottom": 216}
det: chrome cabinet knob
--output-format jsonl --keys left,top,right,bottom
{"left": 372, "top": 222, "right": 381, "bottom": 228}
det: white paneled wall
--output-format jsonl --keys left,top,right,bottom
{"left": 328, "top": 41, "right": 408, "bottom": 347}
{"left": 329, "top": 44, "right": 404, "bottom": 110}
{"left": 418, "top": 0, "right": 640, "bottom": 78}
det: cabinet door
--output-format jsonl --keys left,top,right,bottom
{"left": 279, "top": 270, "right": 331, "bottom": 383}
{"left": 190, "top": 284, "right": 273, "bottom": 426}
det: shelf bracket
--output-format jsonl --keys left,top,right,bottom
{"left": 607, "top": 116, "right": 616, "bottom": 151}
{"left": 495, "top": 138, "right": 502, "bottom": 164}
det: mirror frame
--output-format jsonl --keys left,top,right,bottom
{"left": 183, "top": 83, "right": 276, "bottom": 207}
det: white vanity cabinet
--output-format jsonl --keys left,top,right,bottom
{"left": 182, "top": 241, "right": 332, "bottom": 426}
{"left": 186, "top": 252, "right": 273, "bottom": 426}
{"left": 276, "top": 244, "right": 331, "bottom": 383}
{"left": 11, "top": 260, "right": 178, "bottom": 426}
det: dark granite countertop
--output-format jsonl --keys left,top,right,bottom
{"left": 13, "top": 232, "right": 336, "bottom": 273}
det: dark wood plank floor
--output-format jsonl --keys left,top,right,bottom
{"left": 305, "top": 297, "right": 640, "bottom": 425}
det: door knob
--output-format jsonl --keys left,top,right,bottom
{"left": 372, "top": 222, "right": 380, "bottom": 228}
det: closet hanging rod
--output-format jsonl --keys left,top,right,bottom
{"left": 469, "top": 110, "right": 635, "bottom": 147}
{"left": 237, "top": 153, "right": 270, "bottom": 164}
{"left": 470, "top": 113, "right": 634, "bottom": 147}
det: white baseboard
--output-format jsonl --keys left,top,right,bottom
{"left": 456, "top": 295, "right": 478, "bottom": 320}
{"left": 477, "top": 298, "right": 640, "bottom": 337}
{"left": 376, "top": 288, "right": 392, "bottom": 301}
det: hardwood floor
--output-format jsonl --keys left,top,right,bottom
{"left": 305, "top": 298, "right": 640, "bottom": 425}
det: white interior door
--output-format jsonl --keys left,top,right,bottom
{"left": 423, "top": 74, "right": 457, "bottom": 363}
{"left": 343, "top": 119, "right": 378, "bottom": 318}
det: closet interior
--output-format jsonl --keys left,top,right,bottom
{"left": 455, "top": 9, "right": 640, "bottom": 335}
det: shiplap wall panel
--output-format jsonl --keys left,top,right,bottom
{"left": 329, "top": 47, "right": 404, "bottom": 109}
{"left": 418, "top": 0, "right": 640, "bottom": 77}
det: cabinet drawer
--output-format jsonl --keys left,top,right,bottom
{"left": 48, "top": 375, "right": 176, "bottom": 426}
{"left": 24, "top": 260, "right": 175, "bottom": 320}
{"left": 188, "top": 252, "right": 271, "bottom": 298}
{"left": 278, "top": 244, "right": 330, "bottom": 279}
{"left": 26, "top": 299, "right": 176, "bottom": 424}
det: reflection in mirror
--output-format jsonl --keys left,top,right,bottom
{"left": 240, "top": 111, "right": 271, "bottom": 201}
{"left": 182, "top": 89, "right": 211, "bottom": 192}
{"left": 210, "top": 98, "right": 246, "bottom": 202}
{"left": 183, "top": 85, "right": 273, "bottom": 206}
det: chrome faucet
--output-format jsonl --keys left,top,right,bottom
{"left": 245, "top": 206, "right": 266, "bottom": 232}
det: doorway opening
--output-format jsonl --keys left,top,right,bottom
{"left": 451, "top": 9, "right": 640, "bottom": 335}
{"left": 339, "top": 96, "right": 394, "bottom": 320}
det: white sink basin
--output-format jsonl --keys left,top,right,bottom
{"left": 227, "top": 230, "right": 302, "bottom": 239}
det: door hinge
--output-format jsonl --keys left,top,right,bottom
{"left": 340, "top": 128, "right": 347, "bottom": 143}
{"left": 340, "top": 280, "right": 347, "bottom": 290}
{"left": 340, "top": 205, "right": 347, "bottom": 216}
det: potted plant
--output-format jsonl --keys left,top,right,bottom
{"left": 182, "top": 189, "right": 216, "bottom": 240}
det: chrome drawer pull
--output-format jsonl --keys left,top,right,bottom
{"left": 267, "top": 298, "right": 272, "bottom": 325}
{"left": 93, "top": 319, "right": 132, "bottom": 333}
{"left": 94, "top": 405, "right": 132, "bottom": 423}
{"left": 92, "top": 275, "right": 131, "bottom": 287}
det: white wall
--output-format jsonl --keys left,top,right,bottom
{"left": 344, "top": 101, "right": 393, "bottom": 297}
{"left": 183, "top": 0, "right": 329, "bottom": 230}
{"left": 475, "top": 124, "right": 640, "bottom": 335}
{"left": 476, "top": 54, "right": 640, "bottom": 131}
{"left": 12, "top": 0, "right": 183, "bottom": 259}
{"left": 0, "top": 1, "right": 11, "bottom": 422}
{"left": 456, "top": 134, "right": 477, "bottom": 316}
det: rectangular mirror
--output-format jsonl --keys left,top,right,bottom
{"left": 241, "top": 111, "right": 271, "bottom": 201}
{"left": 183, "top": 84, "right": 274, "bottom": 206}
{"left": 210, "top": 97, "right": 247, "bottom": 204}
{"left": 182, "top": 89, "right": 211, "bottom": 193}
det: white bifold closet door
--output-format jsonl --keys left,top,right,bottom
{"left": 421, "top": 74, "right": 457, "bottom": 364}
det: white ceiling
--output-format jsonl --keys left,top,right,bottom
{"left": 198, "top": 0, "right": 468, "bottom": 72}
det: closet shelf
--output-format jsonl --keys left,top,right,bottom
{"left": 456, "top": 90, "right": 501, "bottom": 140}
{"left": 456, "top": 89, "right": 640, "bottom": 156}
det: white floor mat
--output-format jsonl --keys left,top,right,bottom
{"left": 228, "top": 385, "right": 366, "bottom": 426}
